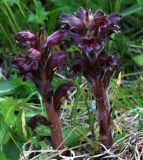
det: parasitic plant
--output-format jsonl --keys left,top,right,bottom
{"left": 12, "top": 7, "right": 122, "bottom": 150}
{"left": 60, "top": 7, "right": 122, "bottom": 147}
{"left": 12, "top": 28, "right": 73, "bottom": 150}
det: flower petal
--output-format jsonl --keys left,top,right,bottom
{"left": 74, "top": 7, "right": 86, "bottom": 21}
{"left": 15, "top": 31, "right": 36, "bottom": 42}
{"left": 12, "top": 58, "right": 31, "bottom": 71}
{"left": 30, "top": 61, "right": 39, "bottom": 70}
{"left": 102, "top": 54, "right": 120, "bottom": 88}
{"left": 94, "top": 16, "right": 107, "bottom": 25}
{"left": 97, "top": 53, "right": 120, "bottom": 70}
{"left": 16, "top": 41, "right": 31, "bottom": 48}
{"left": 94, "top": 9, "right": 104, "bottom": 17}
{"left": 53, "top": 82, "right": 73, "bottom": 110}
{"left": 108, "top": 13, "right": 122, "bottom": 23}
{"left": 110, "top": 54, "right": 120, "bottom": 70}
{"left": 81, "top": 38, "right": 102, "bottom": 52}
{"left": 21, "top": 72, "right": 33, "bottom": 80}
{"left": 113, "top": 25, "right": 121, "bottom": 33}
{"left": 27, "top": 48, "right": 41, "bottom": 61}
{"left": 46, "top": 52, "right": 66, "bottom": 79}
{"left": 28, "top": 114, "right": 49, "bottom": 130}
{"left": 46, "top": 29, "right": 66, "bottom": 46}
{"left": 59, "top": 13, "right": 86, "bottom": 34}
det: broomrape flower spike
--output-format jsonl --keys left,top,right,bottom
{"left": 60, "top": 7, "right": 122, "bottom": 147}
{"left": 12, "top": 28, "right": 72, "bottom": 150}
{"left": 60, "top": 7, "right": 122, "bottom": 55}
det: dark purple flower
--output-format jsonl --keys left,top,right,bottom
{"left": 60, "top": 7, "right": 122, "bottom": 54}
{"left": 16, "top": 41, "right": 31, "bottom": 48}
{"left": 12, "top": 58, "right": 34, "bottom": 72}
{"left": 45, "top": 52, "right": 66, "bottom": 79}
{"left": 53, "top": 82, "right": 73, "bottom": 110}
{"left": 27, "top": 48, "right": 41, "bottom": 61}
{"left": 97, "top": 53, "right": 120, "bottom": 70}
{"left": 16, "top": 28, "right": 66, "bottom": 50}
{"left": 28, "top": 114, "right": 50, "bottom": 130}
{"left": 15, "top": 31, "right": 36, "bottom": 42}
{"left": 15, "top": 31, "right": 37, "bottom": 48}
{"left": 71, "top": 51, "right": 120, "bottom": 86}
{"left": 45, "top": 30, "right": 66, "bottom": 46}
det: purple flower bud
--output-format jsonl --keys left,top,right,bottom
{"left": 12, "top": 58, "right": 31, "bottom": 71}
{"left": 27, "top": 48, "right": 41, "bottom": 61}
{"left": 21, "top": 72, "right": 33, "bottom": 80}
{"left": 16, "top": 41, "right": 31, "bottom": 48}
{"left": 45, "top": 29, "right": 66, "bottom": 46}
{"left": 15, "top": 31, "right": 36, "bottom": 42}
{"left": 108, "top": 13, "right": 122, "bottom": 24}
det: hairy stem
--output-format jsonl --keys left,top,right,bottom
{"left": 94, "top": 80, "right": 113, "bottom": 147}
{"left": 45, "top": 101, "right": 64, "bottom": 150}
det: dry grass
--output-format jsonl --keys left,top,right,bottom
{"left": 20, "top": 108, "right": 143, "bottom": 160}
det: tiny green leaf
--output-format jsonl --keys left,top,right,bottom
{"left": 133, "top": 55, "right": 143, "bottom": 66}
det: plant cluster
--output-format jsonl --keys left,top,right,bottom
{"left": 12, "top": 7, "right": 122, "bottom": 149}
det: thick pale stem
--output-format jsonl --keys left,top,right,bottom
{"left": 94, "top": 80, "right": 113, "bottom": 147}
{"left": 45, "top": 101, "right": 64, "bottom": 150}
